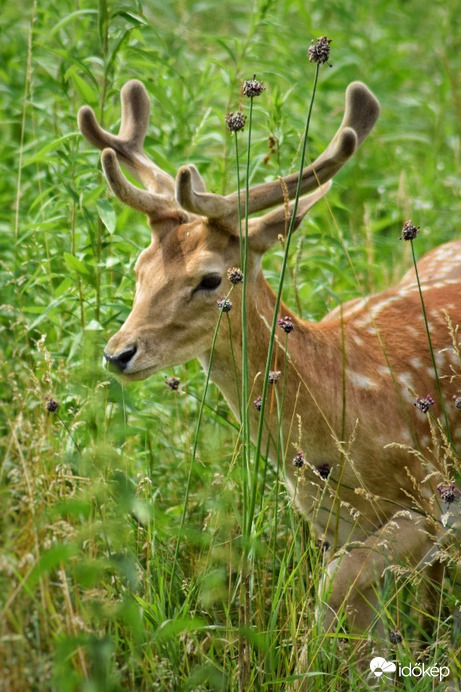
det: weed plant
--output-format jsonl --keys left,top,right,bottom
{"left": 1, "top": 0, "right": 460, "bottom": 690}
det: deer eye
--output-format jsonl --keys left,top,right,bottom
{"left": 196, "top": 274, "right": 222, "bottom": 291}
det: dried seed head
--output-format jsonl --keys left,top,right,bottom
{"left": 253, "top": 395, "right": 262, "bottom": 411}
{"left": 217, "top": 296, "right": 232, "bottom": 313}
{"left": 268, "top": 370, "right": 281, "bottom": 384}
{"left": 293, "top": 451, "right": 305, "bottom": 468}
{"left": 316, "top": 538, "right": 330, "bottom": 552}
{"left": 226, "top": 267, "right": 244, "bottom": 284}
{"left": 225, "top": 111, "right": 247, "bottom": 132}
{"left": 253, "top": 396, "right": 263, "bottom": 411}
{"left": 278, "top": 316, "right": 294, "bottom": 334}
{"left": 437, "top": 483, "right": 461, "bottom": 504}
{"left": 308, "top": 36, "right": 332, "bottom": 65}
{"left": 165, "top": 376, "right": 180, "bottom": 391}
{"left": 389, "top": 630, "right": 403, "bottom": 645}
{"left": 400, "top": 220, "right": 420, "bottom": 241}
{"left": 414, "top": 395, "right": 435, "bottom": 414}
{"left": 316, "top": 463, "right": 331, "bottom": 479}
{"left": 243, "top": 75, "right": 266, "bottom": 98}
{"left": 45, "top": 396, "right": 59, "bottom": 412}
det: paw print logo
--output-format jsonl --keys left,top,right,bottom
{"left": 369, "top": 657, "right": 397, "bottom": 677}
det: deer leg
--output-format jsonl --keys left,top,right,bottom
{"left": 419, "top": 560, "right": 445, "bottom": 641}
{"left": 321, "top": 511, "right": 436, "bottom": 636}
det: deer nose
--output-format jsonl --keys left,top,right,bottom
{"left": 104, "top": 345, "right": 137, "bottom": 372}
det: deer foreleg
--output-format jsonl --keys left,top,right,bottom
{"left": 321, "top": 510, "right": 437, "bottom": 634}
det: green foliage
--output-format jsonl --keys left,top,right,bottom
{"left": 0, "top": 0, "right": 459, "bottom": 689}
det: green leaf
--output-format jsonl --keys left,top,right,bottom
{"left": 27, "top": 543, "right": 80, "bottom": 589}
{"left": 48, "top": 9, "right": 98, "bottom": 37}
{"left": 111, "top": 10, "right": 148, "bottom": 26}
{"left": 22, "top": 133, "right": 80, "bottom": 167}
{"left": 67, "top": 68, "right": 98, "bottom": 104}
{"left": 63, "top": 252, "right": 91, "bottom": 277}
{"left": 97, "top": 199, "right": 116, "bottom": 234}
{"left": 85, "top": 319, "right": 103, "bottom": 331}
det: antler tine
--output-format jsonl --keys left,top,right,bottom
{"left": 229, "top": 81, "right": 380, "bottom": 214}
{"left": 100, "top": 149, "right": 180, "bottom": 219}
{"left": 78, "top": 80, "right": 176, "bottom": 203}
{"left": 176, "top": 165, "right": 234, "bottom": 220}
{"left": 247, "top": 181, "right": 332, "bottom": 252}
{"left": 176, "top": 82, "right": 379, "bottom": 223}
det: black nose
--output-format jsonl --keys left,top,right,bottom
{"left": 104, "top": 345, "right": 137, "bottom": 372}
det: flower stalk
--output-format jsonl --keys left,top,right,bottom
{"left": 248, "top": 62, "right": 322, "bottom": 535}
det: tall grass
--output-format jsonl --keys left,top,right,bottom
{"left": 1, "top": 0, "right": 460, "bottom": 690}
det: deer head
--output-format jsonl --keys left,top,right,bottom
{"left": 78, "top": 79, "right": 379, "bottom": 380}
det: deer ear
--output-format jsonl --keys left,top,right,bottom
{"left": 247, "top": 181, "right": 332, "bottom": 253}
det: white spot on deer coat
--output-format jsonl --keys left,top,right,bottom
{"left": 365, "top": 295, "right": 405, "bottom": 323}
{"left": 434, "top": 351, "right": 445, "bottom": 369}
{"left": 397, "top": 372, "right": 414, "bottom": 393}
{"left": 346, "top": 370, "right": 377, "bottom": 389}
{"left": 400, "top": 429, "right": 412, "bottom": 444}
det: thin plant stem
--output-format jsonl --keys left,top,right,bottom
{"left": 170, "top": 286, "right": 234, "bottom": 598}
{"left": 241, "top": 98, "right": 254, "bottom": 545}
{"left": 226, "top": 312, "right": 242, "bottom": 414}
{"left": 248, "top": 63, "right": 321, "bottom": 535}
{"left": 238, "top": 96, "right": 255, "bottom": 692}
{"left": 335, "top": 305, "right": 347, "bottom": 546}
{"left": 411, "top": 240, "right": 451, "bottom": 440}
{"left": 233, "top": 129, "right": 250, "bottom": 535}
{"left": 56, "top": 414, "right": 81, "bottom": 455}
{"left": 270, "top": 342, "right": 289, "bottom": 600}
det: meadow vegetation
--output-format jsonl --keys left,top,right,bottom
{"left": 1, "top": 0, "right": 460, "bottom": 689}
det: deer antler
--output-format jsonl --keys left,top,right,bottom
{"left": 176, "top": 81, "right": 380, "bottom": 223}
{"left": 78, "top": 80, "right": 184, "bottom": 222}
{"left": 79, "top": 80, "right": 378, "bottom": 232}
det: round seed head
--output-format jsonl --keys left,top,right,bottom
{"left": 308, "top": 36, "right": 332, "bottom": 65}
{"left": 165, "top": 376, "right": 180, "bottom": 391}
{"left": 278, "top": 316, "right": 294, "bottom": 334}
{"left": 217, "top": 296, "right": 233, "bottom": 313}
{"left": 268, "top": 370, "right": 281, "bottom": 384}
{"left": 437, "top": 483, "right": 461, "bottom": 504}
{"left": 316, "top": 463, "right": 331, "bottom": 479}
{"left": 243, "top": 75, "right": 266, "bottom": 98}
{"left": 225, "top": 111, "right": 247, "bottom": 132}
{"left": 389, "top": 630, "right": 403, "bottom": 645}
{"left": 293, "top": 451, "right": 305, "bottom": 468}
{"left": 45, "top": 397, "right": 59, "bottom": 412}
{"left": 226, "top": 267, "right": 244, "bottom": 284}
{"left": 414, "top": 395, "right": 434, "bottom": 414}
{"left": 400, "top": 220, "right": 420, "bottom": 241}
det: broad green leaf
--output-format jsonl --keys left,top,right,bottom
{"left": 22, "top": 133, "right": 80, "bottom": 168}
{"left": 97, "top": 199, "right": 116, "bottom": 234}
{"left": 67, "top": 69, "right": 98, "bottom": 104}
{"left": 63, "top": 252, "right": 92, "bottom": 278}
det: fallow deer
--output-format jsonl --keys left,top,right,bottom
{"left": 78, "top": 79, "right": 460, "bottom": 650}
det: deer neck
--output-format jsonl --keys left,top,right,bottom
{"left": 198, "top": 270, "right": 343, "bottom": 457}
